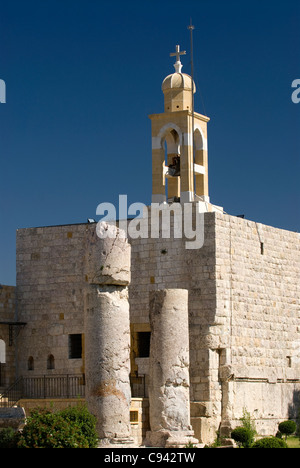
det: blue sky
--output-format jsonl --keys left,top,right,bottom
{"left": 0, "top": 0, "right": 299, "bottom": 286}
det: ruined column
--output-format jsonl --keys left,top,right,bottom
{"left": 84, "top": 222, "right": 133, "bottom": 445}
{"left": 146, "top": 289, "right": 198, "bottom": 447}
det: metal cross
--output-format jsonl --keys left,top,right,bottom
{"left": 170, "top": 45, "right": 186, "bottom": 73}
{"left": 170, "top": 44, "right": 186, "bottom": 62}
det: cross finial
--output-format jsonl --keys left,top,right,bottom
{"left": 170, "top": 44, "right": 186, "bottom": 73}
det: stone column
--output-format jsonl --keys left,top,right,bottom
{"left": 146, "top": 289, "right": 198, "bottom": 447}
{"left": 84, "top": 222, "right": 133, "bottom": 445}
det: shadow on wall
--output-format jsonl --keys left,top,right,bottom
{"left": 288, "top": 389, "right": 300, "bottom": 421}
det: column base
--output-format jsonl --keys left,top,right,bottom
{"left": 98, "top": 436, "right": 135, "bottom": 448}
{"left": 145, "top": 430, "right": 199, "bottom": 448}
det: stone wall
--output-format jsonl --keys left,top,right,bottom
{"left": 0, "top": 285, "right": 16, "bottom": 387}
{"left": 16, "top": 224, "right": 94, "bottom": 377}
{"left": 14, "top": 209, "right": 300, "bottom": 444}
{"left": 129, "top": 209, "right": 300, "bottom": 442}
{"left": 129, "top": 208, "right": 220, "bottom": 442}
{"left": 214, "top": 213, "right": 300, "bottom": 436}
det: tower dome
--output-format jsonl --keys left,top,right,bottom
{"left": 161, "top": 45, "right": 195, "bottom": 112}
{"left": 162, "top": 72, "right": 195, "bottom": 93}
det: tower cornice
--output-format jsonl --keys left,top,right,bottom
{"left": 149, "top": 110, "right": 210, "bottom": 123}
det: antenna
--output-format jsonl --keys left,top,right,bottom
{"left": 188, "top": 19, "right": 195, "bottom": 198}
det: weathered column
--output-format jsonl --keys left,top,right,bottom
{"left": 146, "top": 289, "right": 198, "bottom": 447}
{"left": 84, "top": 222, "right": 133, "bottom": 445}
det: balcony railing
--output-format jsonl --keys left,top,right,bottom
{"left": 1, "top": 373, "right": 147, "bottom": 407}
{"left": 0, "top": 374, "right": 85, "bottom": 407}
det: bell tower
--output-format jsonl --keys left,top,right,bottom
{"left": 149, "top": 45, "right": 210, "bottom": 205}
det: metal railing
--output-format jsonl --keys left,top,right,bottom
{"left": 0, "top": 377, "right": 23, "bottom": 407}
{"left": 1, "top": 373, "right": 147, "bottom": 407}
{"left": 0, "top": 374, "right": 85, "bottom": 407}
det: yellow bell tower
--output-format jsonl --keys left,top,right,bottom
{"left": 149, "top": 45, "right": 210, "bottom": 205}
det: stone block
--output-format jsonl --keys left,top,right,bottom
{"left": 0, "top": 407, "right": 26, "bottom": 430}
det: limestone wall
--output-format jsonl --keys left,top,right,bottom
{"left": 16, "top": 224, "right": 94, "bottom": 377}
{"left": 214, "top": 213, "right": 300, "bottom": 435}
{"left": 129, "top": 209, "right": 219, "bottom": 442}
{"left": 0, "top": 285, "right": 16, "bottom": 387}
{"left": 14, "top": 210, "right": 300, "bottom": 443}
{"left": 129, "top": 209, "right": 300, "bottom": 441}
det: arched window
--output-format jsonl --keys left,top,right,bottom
{"left": 47, "top": 354, "right": 55, "bottom": 370}
{"left": 28, "top": 356, "right": 34, "bottom": 371}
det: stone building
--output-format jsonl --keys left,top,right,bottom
{"left": 0, "top": 46, "right": 299, "bottom": 446}
{"left": 0, "top": 285, "right": 17, "bottom": 389}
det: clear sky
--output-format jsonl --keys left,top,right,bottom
{"left": 0, "top": 0, "right": 299, "bottom": 286}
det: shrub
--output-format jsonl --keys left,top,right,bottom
{"left": 252, "top": 437, "right": 288, "bottom": 449}
{"left": 17, "top": 405, "right": 98, "bottom": 449}
{"left": 231, "top": 427, "right": 254, "bottom": 448}
{"left": 0, "top": 428, "right": 19, "bottom": 449}
{"left": 240, "top": 408, "right": 257, "bottom": 441}
{"left": 278, "top": 420, "right": 297, "bottom": 440}
{"left": 59, "top": 404, "right": 98, "bottom": 448}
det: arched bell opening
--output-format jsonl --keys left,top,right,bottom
{"left": 163, "top": 128, "right": 181, "bottom": 202}
{"left": 194, "top": 127, "right": 208, "bottom": 199}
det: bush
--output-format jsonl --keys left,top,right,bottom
{"left": 0, "top": 428, "right": 19, "bottom": 448}
{"left": 59, "top": 404, "right": 98, "bottom": 448}
{"left": 17, "top": 405, "right": 98, "bottom": 449}
{"left": 240, "top": 408, "right": 257, "bottom": 441}
{"left": 231, "top": 427, "right": 254, "bottom": 448}
{"left": 252, "top": 437, "right": 288, "bottom": 449}
{"left": 278, "top": 420, "right": 297, "bottom": 440}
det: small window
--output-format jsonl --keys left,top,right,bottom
{"left": 47, "top": 354, "right": 55, "bottom": 370}
{"left": 69, "top": 334, "right": 82, "bottom": 359}
{"left": 130, "top": 410, "right": 139, "bottom": 424}
{"left": 137, "top": 332, "right": 151, "bottom": 358}
{"left": 28, "top": 356, "right": 34, "bottom": 371}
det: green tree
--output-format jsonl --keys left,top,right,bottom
{"left": 231, "top": 427, "right": 253, "bottom": 448}
{"left": 278, "top": 420, "right": 297, "bottom": 441}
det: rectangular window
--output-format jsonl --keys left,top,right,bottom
{"left": 137, "top": 332, "right": 151, "bottom": 358}
{"left": 69, "top": 334, "right": 82, "bottom": 359}
{"left": 130, "top": 410, "right": 139, "bottom": 424}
